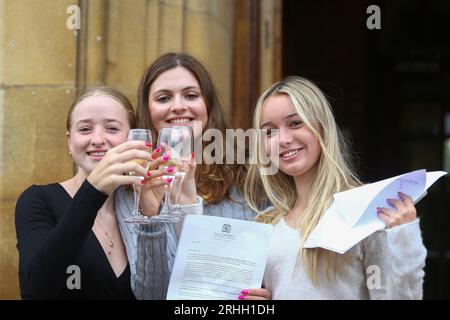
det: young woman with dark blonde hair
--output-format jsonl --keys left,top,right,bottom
{"left": 15, "top": 87, "right": 169, "bottom": 299}
{"left": 240, "top": 76, "right": 426, "bottom": 300}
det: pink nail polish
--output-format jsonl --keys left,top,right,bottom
{"left": 167, "top": 166, "right": 174, "bottom": 173}
{"left": 145, "top": 142, "right": 152, "bottom": 147}
{"left": 147, "top": 171, "right": 151, "bottom": 177}
{"left": 163, "top": 154, "right": 170, "bottom": 161}
{"left": 155, "top": 147, "right": 161, "bottom": 153}
{"left": 240, "top": 290, "right": 249, "bottom": 295}
{"left": 166, "top": 177, "right": 173, "bottom": 183}
{"left": 238, "top": 295, "right": 245, "bottom": 300}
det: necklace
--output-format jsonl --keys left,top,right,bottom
{"left": 94, "top": 217, "right": 116, "bottom": 255}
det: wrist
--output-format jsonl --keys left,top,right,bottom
{"left": 179, "top": 195, "right": 198, "bottom": 205}
{"left": 140, "top": 202, "right": 160, "bottom": 216}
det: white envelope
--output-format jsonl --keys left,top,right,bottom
{"left": 303, "top": 169, "right": 447, "bottom": 254}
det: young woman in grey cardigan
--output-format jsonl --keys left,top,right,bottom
{"left": 115, "top": 53, "right": 266, "bottom": 299}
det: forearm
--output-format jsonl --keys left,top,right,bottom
{"left": 385, "top": 219, "right": 427, "bottom": 299}
{"left": 363, "top": 219, "right": 426, "bottom": 300}
{"left": 132, "top": 223, "right": 173, "bottom": 300}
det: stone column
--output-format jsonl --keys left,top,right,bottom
{"left": 0, "top": 0, "right": 77, "bottom": 299}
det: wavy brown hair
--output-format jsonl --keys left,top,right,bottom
{"left": 136, "top": 52, "right": 246, "bottom": 204}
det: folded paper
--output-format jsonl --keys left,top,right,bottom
{"left": 303, "top": 169, "right": 447, "bottom": 254}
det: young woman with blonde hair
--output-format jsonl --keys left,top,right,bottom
{"left": 241, "top": 76, "right": 426, "bottom": 300}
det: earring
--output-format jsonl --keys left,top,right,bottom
{"left": 69, "top": 151, "right": 72, "bottom": 156}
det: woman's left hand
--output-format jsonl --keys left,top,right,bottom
{"left": 238, "top": 288, "right": 271, "bottom": 300}
{"left": 377, "top": 192, "right": 417, "bottom": 228}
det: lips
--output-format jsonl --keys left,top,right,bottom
{"left": 279, "top": 148, "right": 303, "bottom": 160}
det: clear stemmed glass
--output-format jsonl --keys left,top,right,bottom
{"left": 152, "top": 126, "right": 194, "bottom": 223}
{"left": 123, "top": 129, "right": 153, "bottom": 224}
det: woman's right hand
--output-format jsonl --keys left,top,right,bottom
{"left": 139, "top": 148, "right": 173, "bottom": 216}
{"left": 87, "top": 140, "right": 152, "bottom": 195}
{"left": 139, "top": 150, "right": 198, "bottom": 216}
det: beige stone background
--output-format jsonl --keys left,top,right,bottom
{"left": 0, "top": 0, "right": 282, "bottom": 300}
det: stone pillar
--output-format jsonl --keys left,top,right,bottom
{"left": 0, "top": 0, "right": 77, "bottom": 299}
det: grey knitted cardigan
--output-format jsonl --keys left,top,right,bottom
{"left": 115, "top": 186, "right": 257, "bottom": 300}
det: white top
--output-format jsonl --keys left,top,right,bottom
{"left": 263, "top": 217, "right": 427, "bottom": 300}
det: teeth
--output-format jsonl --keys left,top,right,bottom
{"left": 90, "top": 152, "right": 105, "bottom": 156}
{"left": 281, "top": 149, "right": 300, "bottom": 158}
{"left": 169, "top": 118, "right": 191, "bottom": 124}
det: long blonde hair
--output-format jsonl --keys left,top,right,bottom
{"left": 245, "top": 76, "right": 361, "bottom": 282}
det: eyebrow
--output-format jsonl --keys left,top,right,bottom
{"left": 75, "top": 119, "right": 122, "bottom": 125}
{"left": 152, "top": 86, "right": 200, "bottom": 95}
{"left": 260, "top": 113, "right": 299, "bottom": 128}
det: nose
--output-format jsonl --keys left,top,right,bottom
{"left": 170, "top": 95, "right": 187, "bottom": 113}
{"left": 91, "top": 128, "right": 106, "bottom": 146}
{"left": 278, "top": 127, "right": 293, "bottom": 146}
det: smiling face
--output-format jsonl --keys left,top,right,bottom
{"left": 148, "top": 66, "right": 208, "bottom": 138}
{"left": 260, "top": 94, "right": 321, "bottom": 178}
{"left": 67, "top": 95, "right": 130, "bottom": 177}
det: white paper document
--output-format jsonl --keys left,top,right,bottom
{"left": 167, "top": 215, "right": 273, "bottom": 300}
{"left": 304, "top": 169, "right": 447, "bottom": 254}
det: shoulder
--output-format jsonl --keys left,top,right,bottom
{"left": 17, "top": 183, "right": 60, "bottom": 204}
{"left": 15, "top": 183, "right": 62, "bottom": 224}
{"left": 16, "top": 183, "right": 68, "bottom": 217}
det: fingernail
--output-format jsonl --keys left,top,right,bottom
{"left": 166, "top": 177, "right": 173, "bottom": 183}
{"left": 145, "top": 142, "right": 152, "bottom": 147}
{"left": 238, "top": 295, "right": 246, "bottom": 300}
{"left": 155, "top": 147, "right": 161, "bottom": 153}
{"left": 163, "top": 154, "right": 170, "bottom": 161}
{"left": 240, "top": 290, "right": 249, "bottom": 295}
{"left": 191, "top": 152, "right": 195, "bottom": 159}
{"left": 167, "top": 166, "right": 174, "bottom": 173}
{"left": 140, "top": 180, "right": 145, "bottom": 185}
{"left": 147, "top": 171, "right": 151, "bottom": 177}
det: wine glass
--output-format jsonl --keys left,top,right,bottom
{"left": 123, "top": 129, "right": 153, "bottom": 224}
{"left": 152, "top": 126, "right": 194, "bottom": 223}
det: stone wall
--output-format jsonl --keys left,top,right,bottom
{"left": 0, "top": 0, "right": 235, "bottom": 299}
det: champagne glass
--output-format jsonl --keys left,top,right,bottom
{"left": 123, "top": 129, "right": 153, "bottom": 224}
{"left": 152, "top": 126, "right": 194, "bottom": 223}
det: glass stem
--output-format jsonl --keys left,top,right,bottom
{"left": 174, "top": 174, "right": 185, "bottom": 213}
{"left": 133, "top": 184, "right": 141, "bottom": 216}
{"left": 162, "top": 185, "right": 171, "bottom": 214}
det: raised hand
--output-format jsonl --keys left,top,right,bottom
{"left": 87, "top": 140, "right": 151, "bottom": 195}
{"left": 139, "top": 148, "right": 173, "bottom": 216}
{"left": 377, "top": 191, "right": 417, "bottom": 228}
